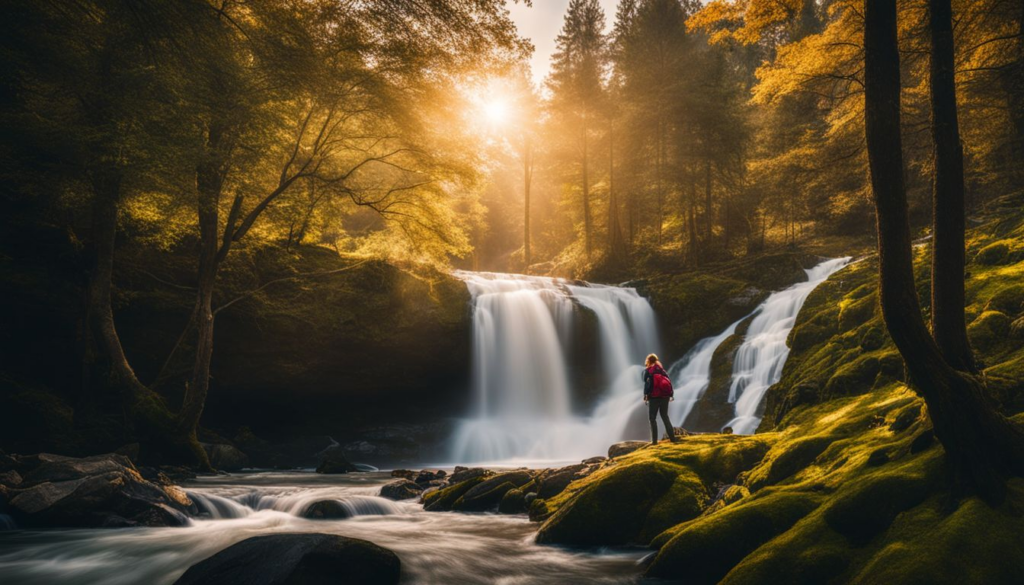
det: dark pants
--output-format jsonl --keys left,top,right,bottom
{"left": 648, "top": 397, "right": 675, "bottom": 443}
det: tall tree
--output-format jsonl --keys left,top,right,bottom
{"left": 548, "top": 0, "right": 608, "bottom": 259}
{"left": 928, "top": 0, "right": 975, "bottom": 374}
{"left": 863, "top": 0, "right": 1024, "bottom": 502}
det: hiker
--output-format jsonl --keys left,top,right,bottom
{"left": 643, "top": 353, "right": 679, "bottom": 444}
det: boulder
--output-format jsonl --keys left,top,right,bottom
{"left": 537, "top": 464, "right": 586, "bottom": 499}
{"left": 390, "top": 469, "right": 417, "bottom": 480}
{"left": 448, "top": 467, "right": 491, "bottom": 484}
{"left": 316, "top": 451, "right": 358, "bottom": 474}
{"left": 608, "top": 441, "right": 648, "bottom": 459}
{"left": 302, "top": 500, "right": 352, "bottom": 520}
{"left": 454, "top": 470, "right": 534, "bottom": 512}
{"left": 380, "top": 479, "right": 423, "bottom": 501}
{"left": 201, "top": 443, "right": 249, "bottom": 472}
{"left": 7, "top": 453, "right": 191, "bottom": 528}
{"left": 0, "top": 470, "right": 22, "bottom": 487}
{"left": 414, "top": 470, "right": 444, "bottom": 484}
{"left": 498, "top": 488, "right": 527, "bottom": 514}
{"left": 582, "top": 456, "right": 607, "bottom": 465}
{"left": 173, "top": 533, "right": 400, "bottom": 585}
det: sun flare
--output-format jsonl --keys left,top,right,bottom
{"left": 483, "top": 98, "right": 509, "bottom": 125}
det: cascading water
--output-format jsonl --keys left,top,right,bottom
{"left": 449, "top": 272, "right": 659, "bottom": 463}
{"left": 726, "top": 257, "right": 852, "bottom": 434}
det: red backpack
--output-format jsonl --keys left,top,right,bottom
{"left": 648, "top": 365, "right": 674, "bottom": 398}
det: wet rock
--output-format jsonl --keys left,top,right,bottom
{"left": 0, "top": 470, "right": 22, "bottom": 487}
{"left": 608, "top": 441, "right": 648, "bottom": 458}
{"left": 537, "top": 464, "right": 586, "bottom": 499}
{"left": 302, "top": 500, "right": 352, "bottom": 520}
{"left": 498, "top": 488, "right": 527, "bottom": 514}
{"left": 316, "top": 451, "right": 358, "bottom": 474}
{"left": 390, "top": 469, "right": 417, "bottom": 480}
{"left": 455, "top": 470, "right": 534, "bottom": 512}
{"left": 721, "top": 427, "right": 734, "bottom": 435}
{"left": 380, "top": 479, "right": 423, "bottom": 501}
{"left": 201, "top": 443, "right": 249, "bottom": 472}
{"left": 422, "top": 477, "right": 485, "bottom": 512}
{"left": 7, "top": 453, "right": 190, "bottom": 528}
{"left": 414, "top": 470, "right": 445, "bottom": 484}
{"left": 173, "top": 533, "right": 400, "bottom": 585}
{"left": 663, "top": 427, "right": 690, "bottom": 440}
{"left": 448, "top": 467, "right": 491, "bottom": 484}
{"left": 114, "top": 443, "right": 140, "bottom": 463}
{"left": 582, "top": 456, "right": 607, "bottom": 465}
{"left": 524, "top": 492, "right": 538, "bottom": 506}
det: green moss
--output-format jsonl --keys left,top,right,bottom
{"left": 422, "top": 477, "right": 485, "bottom": 512}
{"left": 968, "top": 310, "right": 1012, "bottom": 352}
{"left": 975, "top": 241, "right": 1011, "bottom": 265}
{"left": 985, "top": 284, "right": 1024, "bottom": 315}
{"left": 647, "top": 492, "right": 822, "bottom": 584}
{"left": 824, "top": 355, "right": 881, "bottom": 398}
{"left": 745, "top": 435, "right": 835, "bottom": 491}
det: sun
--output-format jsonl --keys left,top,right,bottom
{"left": 483, "top": 98, "right": 509, "bottom": 125}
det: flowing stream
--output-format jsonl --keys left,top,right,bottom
{"left": 0, "top": 472, "right": 646, "bottom": 585}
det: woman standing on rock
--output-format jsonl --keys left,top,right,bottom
{"left": 643, "top": 354, "right": 679, "bottom": 445}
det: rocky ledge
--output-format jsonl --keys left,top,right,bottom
{"left": 0, "top": 450, "right": 193, "bottom": 528}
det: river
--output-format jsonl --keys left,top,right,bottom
{"left": 0, "top": 471, "right": 648, "bottom": 585}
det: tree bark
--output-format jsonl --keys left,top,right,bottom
{"left": 928, "top": 0, "right": 976, "bottom": 373}
{"left": 864, "top": 0, "right": 1024, "bottom": 503}
{"left": 582, "top": 115, "right": 592, "bottom": 259}
{"left": 689, "top": 162, "right": 698, "bottom": 266}
{"left": 524, "top": 133, "right": 532, "bottom": 272}
{"left": 608, "top": 120, "right": 624, "bottom": 258}
{"left": 704, "top": 158, "right": 713, "bottom": 247}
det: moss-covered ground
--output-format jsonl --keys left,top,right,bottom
{"left": 537, "top": 204, "right": 1024, "bottom": 584}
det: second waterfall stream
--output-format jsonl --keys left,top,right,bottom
{"left": 449, "top": 257, "right": 851, "bottom": 464}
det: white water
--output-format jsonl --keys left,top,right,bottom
{"left": 450, "top": 272, "right": 659, "bottom": 463}
{"left": 726, "top": 257, "right": 851, "bottom": 434}
{"left": 665, "top": 317, "right": 745, "bottom": 426}
{"left": 0, "top": 472, "right": 645, "bottom": 585}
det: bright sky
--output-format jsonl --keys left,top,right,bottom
{"left": 506, "top": 0, "right": 620, "bottom": 87}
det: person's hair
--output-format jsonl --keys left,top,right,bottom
{"left": 645, "top": 353, "right": 661, "bottom": 367}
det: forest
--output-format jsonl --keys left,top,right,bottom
{"left": 1, "top": 0, "right": 1024, "bottom": 583}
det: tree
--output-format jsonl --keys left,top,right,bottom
{"left": 863, "top": 0, "right": 1024, "bottom": 502}
{"left": 548, "top": 0, "right": 608, "bottom": 260}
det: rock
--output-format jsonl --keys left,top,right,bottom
{"left": 498, "top": 488, "right": 526, "bottom": 514}
{"left": 8, "top": 453, "right": 191, "bottom": 528}
{"left": 380, "top": 479, "right": 423, "bottom": 501}
{"left": 455, "top": 470, "right": 534, "bottom": 512}
{"left": 316, "top": 451, "right": 358, "bottom": 474}
{"left": 422, "top": 477, "right": 486, "bottom": 512}
{"left": 721, "top": 427, "right": 734, "bottom": 435}
{"left": 888, "top": 405, "right": 921, "bottom": 433}
{"left": 448, "top": 467, "right": 491, "bottom": 484}
{"left": 867, "top": 449, "right": 889, "bottom": 467}
{"left": 537, "top": 464, "right": 586, "bottom": 499}
{"left": 608, "top": 441, "right": 648, "bottom": 458}
{"left": 391, "top": 469, "right": 417, "bottom": 480}
{"left": 173, "top": 533, "right": 400, "bottom": 585}
{"left": 524, "top": 492, "right": 538, "bottom": 506}
{"left": 0, "top": 470, "right": 22, "bottom": 487}
{"left": 582, "top": 456, "right": 607, "bottom": 465}
{"left": 910, "top": 429, "right": 935, "bottom": 453}
{"left": 663, "top": 427, "right": 690, "bottom": 440}
{"left": 201, "top": 443, "right": 250, "bottom": 472}
{"left": 414, "top": 470, "right": 444, "bottom": 484}
{"left": 302, "top": 500, "right": 352, "bottom": 520}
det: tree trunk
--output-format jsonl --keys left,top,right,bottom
{"left": 656, "top": 120, "right": 664, "bottom": 245}
{"left": 928, "top": 0, "right": 976, "bottom": 373}
{"left": 524, "top": 133, "right": 532, "bottom": 272}
{"left": 582, "top": 115, "right": 592, "bottom": 259}
{"left": 689, "top": 163, "right": 698, "bottom": 266}
{"left": 608, "top": 120, "right": 623, "bottom": 258}
{"left": 704, "top": 158, "right": 713, "bottom": 247}
{"left": 864, "top": 0, "right": 1024, "bottom": 503}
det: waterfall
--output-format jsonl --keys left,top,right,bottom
{"left": 726, "top": 257, "right": 851, "bottom": 434}
{"left": 665, "top": 317, "right": 745, "bottom": 426}
{"left": 449, "top": 272, "right": 659, "bottom": 463}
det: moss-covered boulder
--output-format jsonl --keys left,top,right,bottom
{"left": 975, "top": 241, "right": 1011, "bottom": 265}
{"left": 421, "top": 477, "right": 484, "bottom": 512}
{"left": 968, "top": 310, "right": 1012, "bottom": 352}
{"left": 535, "top": 436, "right": 773, "bottom": 546}
{"left": 452, "top": 470, "right": 533, "bottom": 512}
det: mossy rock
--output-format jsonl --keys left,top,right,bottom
{"left": 453, "top": 471, "right": 533, "bottom": 512}
{"left": 535, "top": 459, "right": 685, "bottom": 546}
{"left": 975, "top": 241, "right": 1011, "bottom": 265}
{"left": 823, "top": 459, "right": 939, "bottom": 546}
{"left": 746, "top": 435, "right": 834, "bottom": 491}
{"left": 646, "top": 492, "right": 822, "bottom": 584}
{"left": 422, "top": 477, "right": 484, "bottom": 512}
{"left": 498, "top": 488, "right": 526, "bottom": 514}
{"left": 823, "top": 355, "right": 881, "bottom": 399}
{"left": 985, "top": 285, "right": 1024, "bottom": 316}
{"left": 967, "top": 311, "right": 1012, "bottom": 352}
{"left": 858, "top": 327, "right": 885, "bottom": 352}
